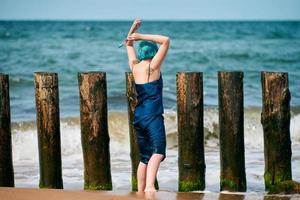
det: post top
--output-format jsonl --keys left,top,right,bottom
{"left": 218, "top": 71, "right": 243, "bottom": 74}
{"left": 261, "top": 71, "right": 288, "bottom": 75}
{"left": 78, "top": 71, "right": 106, "bottom": 74}
{"left": 34, "top": 72, "right": 58, "bottom": 76}
{"left": 176, "top": 71, "right": 203, "bottom": 74}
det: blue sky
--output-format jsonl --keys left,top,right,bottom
{"left": 1, "top": 0, "right": 300, "bottom": 20}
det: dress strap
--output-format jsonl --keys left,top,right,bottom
{"left": 147, "top": 62, "right": 151, "bottom": 83}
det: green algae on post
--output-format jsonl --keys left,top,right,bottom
{"left": 84, "top": 182, "right": 112, "bottom": 190}
{"left": 220, "top": 177, "right": 246, "bottom": 192}
{"left": 267, "top": 180, "right": 300, "bottom": 194}
{"left": 179, "top": 180, "right": 205, "bottom": 192}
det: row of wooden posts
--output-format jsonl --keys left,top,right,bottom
{"left": 0, "top": 71, "right": 296, "bottom": 193}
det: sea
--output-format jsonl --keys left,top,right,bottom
{"left": 0, "top": 21, "right": 300, "bottom": 195}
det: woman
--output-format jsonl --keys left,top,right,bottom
{"left": 125, "top": 19, "right": 170, "bottom": 192}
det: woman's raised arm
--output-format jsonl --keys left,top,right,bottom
{"left": 126, "top": 19, "right": 141, "bottom": 70}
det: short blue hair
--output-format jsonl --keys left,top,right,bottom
{"left": 137, "top": 41, "right": 158, "bottom": 61}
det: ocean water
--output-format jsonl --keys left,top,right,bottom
{"left": 1, "top": 21, "right": 300, "bottom": 194}
{"left": 1, "top": 21, "right": 300, "bottom": 120}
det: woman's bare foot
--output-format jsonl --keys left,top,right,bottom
{"left": 144, "top": 188, "right": 157, "bottom": 192}
{"left": 144, "top": 190, "right": 156, "bottom": 200}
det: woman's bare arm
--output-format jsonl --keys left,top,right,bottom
{"left": 126, "top": 19, "right": 141, "bottom": 70}
{"left": 127, "top": 33, "right": 170, "bottom": 70}
{"left": 126, "top": 44, "right": 138, "bottom": 71}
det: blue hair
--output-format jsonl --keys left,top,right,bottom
{"left": 137, "top": 41, "right": 158, "bottom": 61}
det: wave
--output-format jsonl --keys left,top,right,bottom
{"left": 9, "top": 76, "right": 33, "bottom": 87}
{"left": 169, "top": 52, "right": 210, "bottom": 65}
{"left": 218, "top": 52, "right": 252, "bottom": 60}
{"left": 0, "top": 31, "right": 30, "bottom": 40}
{"left": 263, "top": 57, "right": 300, "bottom": 64}
{"left": 11, "top": 107, "right": 300, "bottom": 158}
{"left": 265, "top": 31, "right": 296, "bottom": 39}
{"left": 67, "top": 52, "right": 81, "bottom": 60}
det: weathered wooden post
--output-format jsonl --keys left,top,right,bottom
{"left": 125, "top": 72, "right": 159, "bottom": 191}
{"left": 177, "top": 72, "right": 205, "bottom": 192}
{"left": 78, "top": 72, "right": 112, "bottom": 190}
{"left": 218, "top": 71, "right": 246, "bottom": 192}
{"left": 261, "top": 72, "right": 292, "bottom": 192}
{"left": 125, "top": 72, "right": 139, "bottom": 191}
{"left": 34, "top": 72, "right": 63, "bottom": 189}
{"left": 0, "top": 73, "right": 14, "bottom": 187}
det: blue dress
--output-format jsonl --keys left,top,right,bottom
{"left": 133, "top": 71, "right": 166, "bottom": 164}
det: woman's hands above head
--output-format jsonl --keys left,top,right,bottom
{"left": 125, "top": 19, "right": 142, "bottom": 46}
{"left": 125, "top": 33, "right": 141, "bottom": 46}
{"left": 127, "top": 33, "right": 141, "bottom": 42}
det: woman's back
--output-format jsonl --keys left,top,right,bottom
{"left": 132, "top": 60, "right": 161, "bottom": 84}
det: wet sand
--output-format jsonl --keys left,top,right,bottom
{"left": 1, "top": 187, "right": 300, "bottom": 200}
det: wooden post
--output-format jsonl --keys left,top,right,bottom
{"left": 78, "top": 72, "right": 112, "bottom": 190}
{"left": 34, "top": 72, "right": 63, "bottom": 189}
{"left": 0, "top": 73, "right": 14, "bottom": 187}
{"left": 261, "top": 72, "right": 292, "bottom": 191}
{"left": 177, "top": 72, "right": 205, "bottom": 192}
{"left": 125, "top": 72, "right": 159, "bottom": 191}
{"left": 125, "top": 72, "right": 139, "bottom": 191}
{"left": 218, "top": 71, "right": 246, "bottom": 192}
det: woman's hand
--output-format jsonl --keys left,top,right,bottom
{"left": 127, "top": 33, "right": 141, "bottom": 42}
{"left": 131, "top": 19, "right": 142, "bottom": 32}
{"left": 127, "top": 19, "right": 142, "bottom": 37}
{"left": 125, "top": 19, "right": 142, "bottom": 46}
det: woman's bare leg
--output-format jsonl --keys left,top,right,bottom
{"left": 137, "top": 161, "right": 147, "bottom": 192}
{"left": 144, "top": 153, "right": 164, "bottom": 191}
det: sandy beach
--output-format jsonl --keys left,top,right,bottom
{"left": 1, "top": 187, "right": 300, "bottom": 200}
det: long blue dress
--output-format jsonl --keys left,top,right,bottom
{"left": 133, "top": 71, "right": 166, "bottom": 164}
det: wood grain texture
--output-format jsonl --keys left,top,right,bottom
{"left": 218, "top": 71, "right": 246, "bottom": 192}
{"left": 177, "top": 72, "right": 205, "bottom": 192}
{"left": 261, "top": 72, "right": 292, "bottom": 192}
{"left": 34, "top": 72, "right": 63, "bottom": 189}
{"left": 0, "top": 73, "right": 14, "bottom": 187}
{"left": 78, "top": 72, "right": 112, "bottom": 190}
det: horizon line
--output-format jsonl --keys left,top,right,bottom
{"left": 0, "top": 18, "right": 300, "bottom": 22}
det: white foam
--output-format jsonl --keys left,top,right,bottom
{"left": 291, "top": 114, "right": 300, "bottom": 145}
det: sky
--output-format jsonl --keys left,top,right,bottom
{"left": 1, "top": 0, "right": 300, "bottom": 20}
